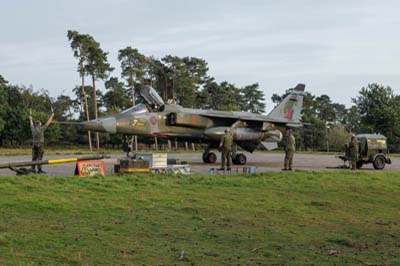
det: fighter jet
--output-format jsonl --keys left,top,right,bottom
{"left": 79, "top": 84, "right": 306, "bottom": 165}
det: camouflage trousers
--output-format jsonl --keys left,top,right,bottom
{"left": 32, "top": 144, "right": 44, "bottom": 171}
{"left": 221, "top": 149, "right": 232, "bottom": 170}
{"left": 349, "top": 157, "right": 357, "bottom": 170}
{"left": 284, "top": 149, "right": 295, "bottom": 170}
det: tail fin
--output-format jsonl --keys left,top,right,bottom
{"left": 267, "top": 83, "right": 305, "bottom": 126}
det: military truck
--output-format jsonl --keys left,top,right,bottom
{"left": 355, "top": 134, "right": 391, "bottom": 169}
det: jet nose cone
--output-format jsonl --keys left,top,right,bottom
{"left": 82, "top": 117, "right": 117, "bottom": 133}
{"left": 101, "top": 117, "right": 117, "bottom": 133}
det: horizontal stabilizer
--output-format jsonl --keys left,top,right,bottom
{"left": 285, "top": 123, "right": 302, "bottom": 128}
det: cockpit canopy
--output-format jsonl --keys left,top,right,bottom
{"left": 140, "top": 86, "right": 165, "bottom": 107}
{"left": 120, "top": 103, "right": 149, "bottom": 115}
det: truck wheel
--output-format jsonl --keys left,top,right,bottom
{"left": 373, "top": 155, "right": 386, "bottom": 170}
{"left": 356, "top": 161, "right": 363, "bottom": 169}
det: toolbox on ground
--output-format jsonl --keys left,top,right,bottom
{"left": 117, "top": 159, "right": 150, "bottom": 173}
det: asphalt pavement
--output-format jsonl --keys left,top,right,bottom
{"left": 0, "top": 151, "right": 397, "bottom": 176}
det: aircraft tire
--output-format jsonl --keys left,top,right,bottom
{"left": 234, "top": 153, "right": 247, "bottom": 165}
{"left": 208, "top": 152, "right": 217, "bottom": 164}
{"left": 232, "top": 155, "right": 238, "bottom": 165}
{"left": 202, "top": 152, "right": 217, "bottom": 164}
{"left": 202, "top": 153, "right": 209, "bottom": 163}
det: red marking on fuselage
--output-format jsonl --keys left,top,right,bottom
{"left": 152, "top": 132, "right": 172, "bottom": 137}
{"left": 150, "top": 116, "right": 157, "bottom": 125}
{"left": 191, "top": 115, "right": 198, "bottom": 124}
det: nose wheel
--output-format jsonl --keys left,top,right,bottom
{"left": 202, "top": 152, "right": 217, "bottom": 163}
{"left": 232, "top": 153, "right": 247, "bottom": 165}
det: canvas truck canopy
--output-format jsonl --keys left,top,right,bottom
{"left": 356, "top": 134, "right": 387, "bottom": 153}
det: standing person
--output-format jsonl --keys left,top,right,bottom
{"left": 219, "top": 128, "right": 233, "bottom": 171}
{"left": 29, "top": 112, "right": 54, "bottom": 173}
{"left": 283, "top": 128, "right": 295, "bottom": 171}
{"left": 348, "top": 134, "right": 358, "bottom": 170}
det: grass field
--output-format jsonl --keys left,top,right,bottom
{"left": 0, "top": 171, "right": 399, "bottom": 265}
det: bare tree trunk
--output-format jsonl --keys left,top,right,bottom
{"left": 92, "top": 75, "right": 100, "bottom": 150}
{"left": 130, "top": 76, "right": 135, "bottom": 106}
{"left": 172, "top": 78, "right": 175, "bottom": 101}
{"left": 185, "top": 142, "right": 188, "bottom": 151}
{"left": 175, "top": 139, "right": 178, "bottom": 150}
{"left": 129, "top": 77, "right": 138, "bottom": 154}
{"left": 168, "top": 140, "right": 172, "bottom": 151}
{"left": 80, "top": 64, "right": 92, "bottom": 152}
{"left": 134, "top": 135, "right": 138, "bottom": 152}
{"left": 154, "top": 137, "right": 158, "bottom": 150}
{"left": 130, "top": 136, "right": 134, "bottom": 151}
{"left": 192, "top": 143, "right": 195, "bottom": 151}
{"left": 164, "top": 77, "right": 168, "bottom": 102}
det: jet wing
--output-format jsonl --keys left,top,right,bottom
{"left": 199, "top": 112, "right": 268, "bottom": 122}
{"left": 200, "top": 113, "right": 303, "bottom": 126}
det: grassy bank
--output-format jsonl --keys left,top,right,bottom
{"left": 0, "top": 171, "right": 399, "bottom": 265}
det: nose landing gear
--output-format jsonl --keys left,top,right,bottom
{"left": 202, "top": 152, "right": 217, "bottom": 163}
{"left": 232, "top": 153, "right": 247, "bottom": 165}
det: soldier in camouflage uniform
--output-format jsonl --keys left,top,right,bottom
{"left": 29, "top": 112, "right": 54, "bottom": 173}
{"left": 219, "top": 128, "right": 233, "bottom": 171}
{"left": 348, "top": 134, "right": 358, "bottom": 170}
{"left": 283, "top": 128, "right": 295, "bottom": 171}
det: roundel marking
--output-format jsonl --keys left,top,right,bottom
{"left": 150, "top": 116, "right": 157, "bottom": 125}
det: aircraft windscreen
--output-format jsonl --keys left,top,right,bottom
{"left": 120, "top": 104, "right": 149, "bottom": 115}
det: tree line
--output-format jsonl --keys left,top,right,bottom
{"left": 273, "top": 83, "right": 400, "bottom": 152}
{"left": 0, "top": 30, "right": 399, "bottom": 151}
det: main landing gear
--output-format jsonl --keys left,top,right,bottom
{"left": 231, "top": 143, "right": 246, "bottom": 165}
{"left": 202, "top": 146, "right": 247, "bottom": 165}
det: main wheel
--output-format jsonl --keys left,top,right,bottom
{"left": 202, "top": 153, "right": 209, "bottom": 163}
{"left": 356, "top": 160, "right": 363, "bottom": 169}
{"left": 232, "top": 155, "right": 238, "bottom": 165}
{"left": 202, "top": 152, "right": 217, "bottom": 164}
{"left": 233, "top": 153, "right": 247, "bottom": 165}
{"left": 373, "top": 155, "right": 386, "bottom": 170}
{"left": 208, "top": 152, "right": 217, "bottom": 164}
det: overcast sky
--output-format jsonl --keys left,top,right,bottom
{"left": 1, "top": 0, "right": 400, "bottom": 112}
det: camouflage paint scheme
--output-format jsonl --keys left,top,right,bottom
{"left": 81, "top": 84, "right": 306, "bottom": 164}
